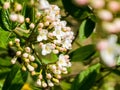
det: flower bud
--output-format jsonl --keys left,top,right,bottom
{"left": 42, "top": 81, "right": 47, "bottom": 88}
{"left": 36, "top": 79, "right": 41, "bottom": 86}
{"left": 27, "top": 64, "right": 34, "bottom": 71}
{"left": 9, "top": 41, "right": 13, "bottom": 46}
{"left": 97, "top": 10, "right": 113, "bottom": 21}
{"left": 10, "top": 13, "right": 18, "bottom": 22}
{"left": 29, "top": 23, "right": 35, "bottom": 29}
{"left": 47, "top": 80, "right": 54, "bottom": 87}
{"left": 14, "top": 3, "right": 22, "bottom": 12}
{"left": 25, "top": 18, "right": 30, "bottom": 23}
{"left": 107, "top": 1, "right": 120, "bottom": 13}
{"left": 46, "top": 73, "right": 52, "bottom": 79}
{"left": 90, "top": 0, "right": 105, "bottom": 9}
{"left": 29, "top": 55, "right": 35, "bottom": 61}
{"left": 38, "top": 74, "right": 43, "bottom": 79}
{"left": 11, "top": 57, "right": 17, "bottom": 64}
{"left": 3, "top": 2, "right": 10, "bottom": 9}
{"left": 15, "top": 38, "right": 20, "bottom": 43}
{"left": 17, "top": 14, "right": 24, "bottom": 23}
{"left": 25, "top": 47, "right": 31, "bottom": 53}
{"left": 23, "top": 53, "right": 29, "bottom": 58}
{"left": 52, "top": 78, "right": 59, "bottom": 84}
{"left": 16, "top": 51, "right": 22, "bottom": 56}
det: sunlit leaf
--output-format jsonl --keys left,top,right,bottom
{"left": 71, "top": 64, "right": 101, "bottom": 90}
{"left": 0, "top": 28, "right": 10, "bottom": 48}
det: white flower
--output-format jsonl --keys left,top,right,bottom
{"left": 53, "top": 25, "right": 65, "bottom": 40}
{"left": 98, "top": 35, "right": 120, "bottom": 67}
{"left": 41, "top": 43, "right": 54, "bottom": 55}
{"left": 57, "top": 54, "right": 68, "bottom": 67}
{"left": 37, "top": 29, "right": 48, "bottom": 42}
{"left": 62, "top": 39, "right": 72, "bottom": 49}
{"left": 39, "top": 0, "right": 50, "bottom": 9}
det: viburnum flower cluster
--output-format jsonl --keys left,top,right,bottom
{"left": 36, "top": 4, "right": 74, "bottom": 56}
{"left": 5, "top": 0, "right": 74, "bottom": 88}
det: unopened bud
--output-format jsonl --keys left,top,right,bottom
{"left": 25, "top": 47, "right": 31, "bottom": 53}
{"left": 11, "top": 57, "right": 17, "bottom": 64}
{"left": 3, "top": 2, "right": 10, "bottom": 9}
{"left": 46, "top": 73, "right": 52, "bottom": 79}
{"left": 29, "top": 55, "right": 35, "bottom": 61}
{"left": 23, "top": 53, "right": 29, "bottom": 58}
{"left": 17, "top": 14, "right": 24, "bottom": 23}
{"left": 9, "top": 41, "right": 13, "bottom": 46}
{"left": 15, "top": 3, "right": 22, "bottom": 12}
{"left": 15, "top": 38, "right": 20, "bottom": 43}
{"left": 25, "top": 18, "right": 30, "bottom": 23}
{"left": 52, "top": 78, "right": 59, "bottom": 84}
{"left": 29, "top": 23, "right": 35, "bottom": 29}
{"left": 10, "top": 13, "right": 18, "bottom": 22}
{"left": 16, "top": 51, "right": 22, "bottom": 56}
{"left": 36, "top": 79, "right": 41, "bottom": 86}
{"left": 42, "top": 81, "right": 47, "bottom": 88}
{"left": 27, "top": 64, "right": 34, "bottom": 71}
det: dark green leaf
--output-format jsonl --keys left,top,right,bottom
{"left": 0, "top": 10, "right": 11, "bottom": 31}
{"left": 69, "top": 44, "right": 96, "bottom": 62}
{"left": 0, "top": 66, "right": 11, "bottom": 79}
{"left": 2, "top": 65, "right": 28, "bottom": 90}
{"left": 71, "top": 64, "right": 100, "bottom": 90}
{"left": 62, "top": 0, "right": 92, "bottom": 19}
{"left": 79, "top": 19, "right": 95, "bottom": 42}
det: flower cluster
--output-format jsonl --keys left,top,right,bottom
{"left": 36, "top": 54, "right": 72, "bottom": 87}
{"left": 6, "top": 0, "right": 74, "bottom": 88}
{"left": 89, "top": 0, "right": 120, "bottom": 33}
{"left": 9, "top": 38, "right": 37, "bottom": 74}
{"left": 36, "top": 3, "right": 74, "bottom": 55}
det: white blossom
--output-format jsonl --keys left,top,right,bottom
{"left": 98, "top": 35, "right": 120, "bottom": 67}
{"left": 37, "top": 29, "right": 48, "bottom": 41}
{"left": 41, "top": 43, "right": 54, "bottom": 55}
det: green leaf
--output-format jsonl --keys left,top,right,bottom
{"left": 69, "top": 44, "right": 96, "bottom": 62}
{"left": 0, "top": 66, "right": 11, "bottom": 79}
{"left": 2, "top": 65, "right": 28, "bottom": 90}
{"left": 71, "top": 63, "right": 101, "bottom": 90}
{"left": 0, "top": 57, "right": 12, "bottom": 67}
{"left": 41, "top": 53, "right": 58, "bottom": 64}
{"left": 0, "top": 28, "right": 10, "bottom": 48}
{"left": 62, "top": 0, "right": 92, "bottom": 19}
{"left": 79, "top": 19, "right": 95, "bottom": 42}
{"left": 0, "top": 9, "right": 11, "bottom": 31}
